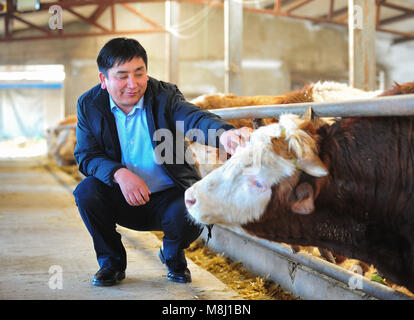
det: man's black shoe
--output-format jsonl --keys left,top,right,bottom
{"left": 158, "top": 248, "right": 192, "bottom": 283}
{"left": 92, "top": 268, "right": 125, "bottom": 287}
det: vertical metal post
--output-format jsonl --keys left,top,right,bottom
{"left": 224, "top": 0, "right": 243, "bottom": 95}
{"left": 111, "top": 4, "right": 116, "bottom": 31}
{"left": 165, "top": 1, "right": 179, "bottom": 85}
{"left": 5, "top": 0, "right": 14, "bottom": 39}
{"left": 348, "top": 0, "right": 377, "bottom": 91}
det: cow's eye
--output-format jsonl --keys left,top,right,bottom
{"left": 248, "top": 176, "right": 267, "bottom": 191}
{"left": 255, "top": 181, "right": 264, "bottom": 188}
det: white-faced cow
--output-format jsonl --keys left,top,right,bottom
{"left": 185, "top": 113, "right": 414, "bottom": 293}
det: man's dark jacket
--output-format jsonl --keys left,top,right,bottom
{"left": 74, "top": 77, "right": 234, "bottom": 190}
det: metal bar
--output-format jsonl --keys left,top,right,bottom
{"left": 165, "top": 1, "right": 180, "bottom": 85}
{"left": 2, "top": 0, "right": 412, "bottom": 42}
{"left": 89, "top": 5, "right": 110, "bottom": 22}
{"left": 381, "top": 1, "right": 414, "bottom": 14}
{"left": 206, "top": 225, "right": 412, "bottom": 300}
{"left": 12, "top": 14, "right": 52, "bottom": 35}
{"left": 289, "top": 11, "right": 346, "bottom": 25}
{"left": 4, "top": 0, "right": 13, "bottom": 38}
{"left": 207, "top": 94, "right": 414, "bottom": 119}
{"left": 224, "top": 0, "right": 243, "bottom": 95}
{"left": 319, "top": 6, "right": 346, "bottom": 19}
{"left": 348, "top": 0, "right": 377, "bottom": 91}
{"left": 393, "top": 37, "right": 414, "bottom": 45}
{"left": 380, "top": 12, "right": 414, "bottom": 26}
{"left": 39, "top": 0, "right": 165, "bottom": 9}
{"left": 284, "top": 0, "right": 314, "bottom": 14}
{"left": 377, "top": 27, "right": 414, "bottom": 38}
{"left": 273, "top": 0, "right": 281, "bottom": 13}
{"left": 65, "top": 7, "right": 110, "bottom": 31}
{"left": 185, "top": 0, "right": 414, "bottom": 41}
{"left": 4, "top": 14, "right": 11, "bottom": 38}
{"left": 111, "top": 3, "right": 116, "bottom": 31}
{"left": 0, "top": 29, "right": 166, "bottom": 42}
{"left": 375, "top": 0, "right": 381, "bottom": 27}
{"left": 328, "top": 0, "right": 335, "bottom": 19}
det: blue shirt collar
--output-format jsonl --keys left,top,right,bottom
{"left": 109, "top": 94, "right": 144, "bottom": 115}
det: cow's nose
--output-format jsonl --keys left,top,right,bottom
{"left": 185, "top": 189, "right": 197, "bottom": 208}
{"left": 186, "top": 197, "right": 196, "bottom": 207}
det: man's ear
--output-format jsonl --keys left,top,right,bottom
{"left": 291, "top": 182, "right": 315, "bottom": 214}
{"left": 99, "top": 72, "right": 107, "bottom": 90}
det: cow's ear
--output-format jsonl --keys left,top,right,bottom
{"left": 291, "top": 182, "right": 315, "bottom": 214}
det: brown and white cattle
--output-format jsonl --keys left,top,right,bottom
{"left": 185, "top": 113, "right": 414, "bottom": 293}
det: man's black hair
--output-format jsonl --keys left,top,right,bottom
{"left": 97, "top": 37, "right": 148, "bottom": 76}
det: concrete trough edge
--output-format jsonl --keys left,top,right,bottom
{"left": 200, "top": 225, "right": 413, "bottom": 300}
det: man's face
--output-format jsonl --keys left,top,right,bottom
{"left": 99, "top": 56, "right": 149, "bottom": 109}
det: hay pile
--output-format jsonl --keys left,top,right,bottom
{"left": 153, "top": 231, "right": 298, "bottom": 300}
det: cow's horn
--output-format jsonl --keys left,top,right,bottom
{"left": 302, "top": 107, "right": 313, "bottom": 121}
{"left": 297, "top": 155, "right": 328, "bottom": 177}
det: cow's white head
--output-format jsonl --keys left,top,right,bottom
{"left": 184, "top": 114, "right": 329, "bottom": 226}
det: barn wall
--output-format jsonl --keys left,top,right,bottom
{"left": 0, "top": 3, "right": 412, "bottom": 122}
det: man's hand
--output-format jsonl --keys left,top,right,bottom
{"left": 219, "top": 127, "right": 252, "bottom": 155}
{"left": 113, "top": 168, "right": 151, "bottom": 206}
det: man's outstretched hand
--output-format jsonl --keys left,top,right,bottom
{"left": 114, "top": 168, "right": 151, "bottom": 206}
{"left": 219, "top": 127, "right": 252, "bottom": 155}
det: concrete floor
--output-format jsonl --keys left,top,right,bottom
{"left": 0, "top": 157, "right": 240, "bottom": 300}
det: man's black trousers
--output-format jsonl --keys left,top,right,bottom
{"left": 73, "top": 176, "right": 203, "bottom": 272}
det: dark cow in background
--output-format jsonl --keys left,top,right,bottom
{"left": 185, "top": 112, "right": 414, "bottom": 294}
{"left": 379, "top": 81, "right": 414, "bottom": 97}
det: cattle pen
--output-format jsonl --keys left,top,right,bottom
{"left": 201, "top": 93, "right": 414, "bottom": 300}
{"left": 47, "top": 93, "right": 414, "bottom": 300}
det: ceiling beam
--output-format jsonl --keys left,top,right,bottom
{"left": 65, "top": 7, "right": 110, "bottom": 31}
{"left": 1, "top": 0, "right": 413, "bottom": 42}
{"left": 379, "top": 11, "right": 414, "bottom": 26}
{"left": 273, "top": 0, "right": 282, "bottom": 13}
{"left": 380, "top": 1, "right": 414, "bottom": 14}
{"left": 319, "top": 7, "right": 347, "bottom": 19}
{"left": 393, "top": 37, "right": 414, "bottom": 45}
{"left": 38, "top": 0, "right": 165, "bottom": 10}
{"left": 0, "top": 29, "right": 165, "bottom": 42}
{"left": 284, "top": 0, "right": 314, "bottom": 14}
{"left": 89, "top": 5, "right": 110, "bottom": 22}
{"left": 12, "top": 14, "right": 53, "bottom": 35}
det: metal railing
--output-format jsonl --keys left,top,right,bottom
{"left": 52, "top": 93, "right": 414, "bottom": 132}
{"left": 208, "top": 93, "right": 414, "bottom": 120}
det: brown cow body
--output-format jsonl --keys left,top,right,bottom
{"left": 185, "top": 114, "right": 414, "bottom": 293}
{"left": 245, "top": 116, "right": 414, "bottom": 291}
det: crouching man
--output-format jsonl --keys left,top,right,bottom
{"left": 73, "top": 37, "right": 250, "bottom": 286}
